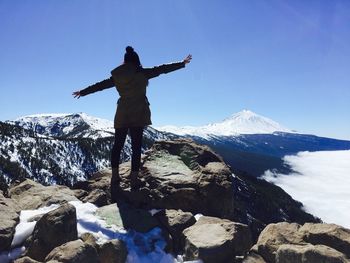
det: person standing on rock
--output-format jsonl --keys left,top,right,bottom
{"left": 73, "top": 46, "right": 192, "bottom": 200}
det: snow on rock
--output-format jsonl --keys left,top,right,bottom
{"left": 157, "top": 110, "right": 294, "bottom": 139}
{"left": 1, "top": 201, "right": 203, "bottom": 263}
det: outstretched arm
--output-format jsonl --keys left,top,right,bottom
{"left": 144, "top": 54, "right": 192, "bottom": 79}
{"left": 72, "top": 77, "right": 114, "bottom": 99}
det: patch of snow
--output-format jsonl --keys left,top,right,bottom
{"left": 6, "top": 201, "right": 203, "bottom": 263}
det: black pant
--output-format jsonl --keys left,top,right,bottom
{"left": 111, "top": 127, "right": 144, "bottom": 172}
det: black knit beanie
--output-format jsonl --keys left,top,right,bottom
{"left": 124, "top": 46, "right": 141, "bottom": 67}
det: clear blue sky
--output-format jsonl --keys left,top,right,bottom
{"left": 1, "top": 0, "right": 349, "bottom": 140}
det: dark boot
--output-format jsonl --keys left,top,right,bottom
{"left": 129, "top": 171, "right": 142, "bottom": 189}
{"left": 110, "top": 168, "right": 121, "bottom": 202}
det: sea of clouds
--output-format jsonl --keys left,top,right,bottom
{"left": 262, "top": 150, "right": 350, "bottom": 228}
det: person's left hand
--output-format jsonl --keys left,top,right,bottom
{"left": 183, "top": 54, "right": 192, "bottom": 64}
{"left": 72, "top": 91, "right": 81, "bottom": 99}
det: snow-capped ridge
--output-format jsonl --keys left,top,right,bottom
{"left": 157, "top": 110, "right": 294, "bottom": 138}
{"left": 9, "top": 113, "right": 115, "bottom": 139}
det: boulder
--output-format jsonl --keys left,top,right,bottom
{"left": 45, "top": 239, "right": 99, "bottom": 263}
{"left": 299, "top": 223, "right": 350, "bottom": 258}
{"left": 182, "top": 216, "right": 252, "bottom": 262}
{"left": 98, "top": 239, "right": 128, "bottom": 263}
{"left": 242, "top": 252, "right": 267, "bottom": 263}
{"left": 0, "top": 191, "right": 20, "bottom": 250}
{"left": 96, "top": 203, "right": 159, "bottom": 233}
{"left": 80, "top": 233, "right": 98, "bottom": 250}
{"left": 13, "top": 256, "right": 41, "bottom": 263}
{"left": 25, "top": 203, "right": 78, "bottom": 261}
{"left": 120, "top": 140, "right": 235, "bottom": 219}
{"left": 255, "top": 222, "right": 304, "bottom": 262}
{"left": 276, "top": 244, "right": 349, "bottom": 263}
{"left": 8, "top": 179, "right": 78, "bottom": 210}
{"left": 156, "top": 209, "right": 196, "bottom": 253}
{"left": 82, "top": 189, "right": 108, "bottom": 207}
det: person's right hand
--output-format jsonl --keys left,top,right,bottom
{"left": 183, "top": 54, "right": 192, "bottom": 64}
{"left": 72, "top": 91, "right": 81, "bottom": 99}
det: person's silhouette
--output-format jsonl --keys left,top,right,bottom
{"left": 73, "top": 46, "right": 192, "bottom": 201}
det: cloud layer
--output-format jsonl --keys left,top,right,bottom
{"left": 262, "top": 150, "right": 350, "bottom": 228}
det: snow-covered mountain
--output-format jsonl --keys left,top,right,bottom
{"left": 157, "top": 110, "right": 294, "bottom": 139}
{"left": 7, "top": 113, "right": 115, "bottom": 139}
{"left": 0, "top": 113, "right": 172, "bottom": 190}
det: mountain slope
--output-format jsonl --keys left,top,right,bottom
{"left": 0, "top": 113, "right": 172, "bottom": 191}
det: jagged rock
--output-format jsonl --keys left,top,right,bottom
{"left": 276, "top": 244, "right": 349, "bottom": 263}
{"left": 82, "top": 189, "right": 108, "bottom": 207}
{"left": 120, "top": 140, "right": 235, "bottom": 219}
{"left": 13, "top": 256, "right": 41, "bottom": 263}
{"left": 156, "top": 209, "right": 196, "bottom": 253}
{"left": 96, "top": 203, "right": 159, "bottom": 233}
{"left": 182, "top": 216, "right": 252, "bottom": 262}
{"left": 242, "top": 252, "right": 267, "bottom": 263}
{"left": 98, "top": 239, "right": 128, "bottom": 263}
{"left": 80, "top": 233, "right": 98, "bottom": 250}
{"left": 25, "top": 203, "right": 78, "bottom": 261}
{"left": 8, "top": 179, "right": 78, "bottom": 210}
{"left": 255, "top": 222, "right": 304, "bottom": 262}
{"left": 45, "top": 239, "right": 99, "bottom": 263}
{"left": 299, "top": 223, "right": 350, "bottom": 258}
{"left": 0, "top": 191, "right": 20, "bottom": 250}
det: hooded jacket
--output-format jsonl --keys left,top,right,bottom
{"left": 79, "top": 62, "right": 185, "bottom": 128}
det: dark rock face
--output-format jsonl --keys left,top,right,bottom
{"left": 250, "top": 222, "right": 350, "bottom": 263}
{"left": 25, "top": 203, "right": 78, "bottom": 261}
{"left": 183, "top": 216, "right": 252, "bottom": 263}
{"left": 0, "top": 191, "right": 20, "bottom": 251}
{"left": 45, "top": 239, "right": 99, "bottom": 263}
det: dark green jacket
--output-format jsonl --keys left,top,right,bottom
{"left": 79, "top": 62, "right": 185, "bottom": 128}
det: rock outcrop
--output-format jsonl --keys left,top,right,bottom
{"left": 183, "top": 216, "right": 252, "bottom": 263}
{"left": 9, "top": 179, "right": 78, "bottom": 210}
{"left": 249, "top": 222, "right": 350, "bottom": 263}
{"left": 25, "top": 203, "right": 78, "bottom": 261}
{"left": 45, "top": 239, "right": 99, "bottom": 263}
{"left": 0, "top": 191, "right": 20, "bottom": 251}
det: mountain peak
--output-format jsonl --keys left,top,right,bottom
{"left": 157, "top": 110, "right": 294, "bottom": 138}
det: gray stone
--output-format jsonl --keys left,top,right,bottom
{"left": 299, "top": 223, "right": 350, "bottom": 258}
{"left": 45, "top": 239, "right": 99, "bottom": 263}
{"left": 25, "top": 203, "right": 78, "bottom": 261}
{"left": 98, "top": 239, "right": 127, "bottom": 263}
{"left": 0, "top": 191, "right": 20, "bottom": 250}
{"left": 13, "top": 256, "right": 41, "bottom": 263}
{"left": 255, "top": 222, "right": 304, "bottom": 263}
{"left": 82, "top": 189, "right": 108, "bottom": 207}
{"left": 242, "top": 252, "right": 267, "bottom": 263}
{"left": 276, "top": 244, "right": 349, "bottom": 263}
{"left": 156, "top": 209, "right": 196, "bottom": 253}
{"left": 8, "top": 179, "right": 78, "bottom": 210}
{"left": 183, "top": 216, "right": 252, "bottom": 262}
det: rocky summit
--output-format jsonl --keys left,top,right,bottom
{"left": 1, "top": 139, "right": 348, "bottom": 263}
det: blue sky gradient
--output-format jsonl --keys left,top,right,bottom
{"left": 0, "top": 0, "right": 349, "bottom": 139}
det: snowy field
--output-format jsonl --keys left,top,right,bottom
{"left": 0, "top": 201, "right": 202, "bottom": 263}
{"left": 262, "top": 150, "right": 350, "bottom": 228}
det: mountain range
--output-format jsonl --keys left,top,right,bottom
{"left": 157, "top": 110, "right": 350, "bottom": 176}
{"left": 1, "top": 110, "right": 350, "bottom": 192}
